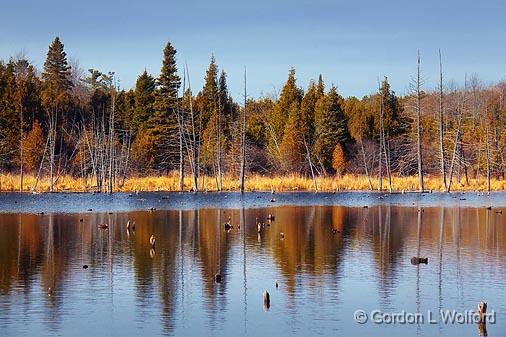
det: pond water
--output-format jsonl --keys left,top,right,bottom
{"left": 0, "top": 193, "right": 505, "bottom": 337}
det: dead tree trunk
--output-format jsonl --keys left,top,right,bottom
{"left": 303, "top": 137, "right": 318, "bottom": 192}
{"left": 438, "top": 49, "right": 447, "bottom": 191}
{"left": 186, "top": 64, "right": 199, "bottom": 192}
{"left": 239, "top": 67, "right": 247, "bottom": 193}
{"left": 485, "top": 106, "right": 491, "bottom": 193}
{"left": 378, "top": 83, "right": 384, "bottom": 192}
{"left": 416, "top": 51, "right": 424, "bottom": 192}
{"left": 360, "top": 140, "right": 373, "bottom": 190}
{"left": 216, "top": 96, "right": 222, "bottom": 191}
{"left": 178, "top": 121, "right": 184, "bottom": 191}
{"left": 107, "top": 86, "right": 115, "bottom": 194}
{"left": 448, "top": 83, "right": 466, "bottom": 192}
{"left": 19, "top": 102, "right": 24, "bottom": 192}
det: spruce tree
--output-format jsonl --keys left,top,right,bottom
{"left": 41, "top": 37, "right": 73, "bottom": 107}
{"left": 313, "top": 86, "right": 350, "bottom": 171}
{"left": 132, "top": 70, "right": 156, "bottom": 134}
{"left": 199, "top": 56, "right": 220, "bottom": 172}
{"left": 279, "top": 101, "right": 304, "bottom": 171}
{"left": 0, "top": 61, "right": 17, "bottom": 168}
{"left": 269, "top": 68, "right": 302, "bottom": 160}
{"left": 148, "top": 41, "right": 181, "bottom": 171}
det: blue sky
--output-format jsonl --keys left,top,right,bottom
{"left": 1, "top": 0, "right": 505, "bottom": 99}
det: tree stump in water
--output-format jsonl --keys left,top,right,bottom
{"left": 215, "top": 274, "right": 222, "bottom": 283}
{"left": 478, "top": 302, "right": 488, "bottom": 336}
{"left": 263, "top": 291, "right": 270, "bottom": 310}
{"left": 410, "top": 257, "right": 428, "bottom": 265}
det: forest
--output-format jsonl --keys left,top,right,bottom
{"left": 0, "top": 37, "right": 505, "bottom": 192}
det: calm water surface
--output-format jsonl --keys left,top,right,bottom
{"left": 0, "top": 193, "right": 505, "bottom": 337}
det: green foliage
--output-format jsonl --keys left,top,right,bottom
{"left": 41, "top": 37, "right": 73, "bottom": 107}
{"left": 313, "top": 86, "right": 350, "bottom": 171}
{"left": 132, "top": 70, "right": 156, "bottom": 134}
{"left": 268, "top": 68, "right": 303, "bottom": 160}
{"left": 0, "top": 38, "right": 504, "bottom": 185}
{"left": 147, "top": 41, "right": 181, "bottom": 171}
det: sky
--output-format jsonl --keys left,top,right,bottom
{"left": 1, "top": 0, "right": 505, "bottom": 100}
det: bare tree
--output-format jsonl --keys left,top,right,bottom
{"left": 438, "top": 49, "right": 447, "bottom": 191}
{"left": 239, "top": 67, "right": 247, "bottom": 192}
{"left": 448, "top": 79, "right": 467, "bottom": 192}
{"left": 415, "top": 50, "right": 424, "bottom": 191}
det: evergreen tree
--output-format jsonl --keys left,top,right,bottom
{"left": 313, "top": 86, "right": 350, "bottom": 171}
{"left": 149, "top": 41, "right": 181, "bottom": 171}
{"left": 198, "top": 55, "right": 219, "bottom": 126}
{"left": 375, "top": 77, "right": 405, "bottom": 137}
{"left": 279, "top": 101, "right": 304, "bottom": 171}
{"left": 199, "top": 56, "right": 220, "bottom": 172}
{"left": 132, "top": 70, "right": 156, "bottom": 134}
{"left": 41, "top": 37, "right": 73, "bottom": 107}
{"left": 268, "top": 68, "right": 302, "bottom": 160}
{"left": 300, "top": 81, "right": 319, "bottom": 144}
{"left": 218, "top": 70, "right": 234, "bottom": 141}
{"left": 0, "top": 61, "right": 17, "bottom": 168}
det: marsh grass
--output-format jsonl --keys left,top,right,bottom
{"left": 1, "top": 173, "right": 505, "bottom": 192}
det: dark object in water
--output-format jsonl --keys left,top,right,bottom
{"left": 98, "top": 223, "right": 109, "bottom": 230}
{"left": 148, "top": 207, "right": 156, "bottom": 212}
{"left": 263, "top": 291, "right": 270, "bottom": 309}
{"left": 486, "top": 206, "right": 492, "bottom": 210}
{"left": 83, "top": 265, "right": 88, "bottom": 269}
{"left": 79, "top": 218, "right": 84, "bottom": 222}
{"left": 267, "top": 214, "right": 275, "bottom": 221}
{"left": 215, "top": 274, "right": 222, "bottom": 283}
{"left": 460, "top": 198, "right": 466, "bottom": 201}
{"left": 363, "top": 206, "right": 368, "bottom": 209}
{"left": 331, "top": 228, "right": 340, "bottom": 234}
{"left": 38, "top": 212, "right": 45, "bottom": 215}
{"left": 47, "top": 288, "right": 53, "bottom": 296}
{"left": 496, "top": 210, "right": 503, "bottom": 214}
{"left": 478, "top": 301, "right": 488, "bottom": 324}
{"left": 224, "top": 216, "right": 232, "bottom": 231}
{"left": 411, "top": 257, "right": 428, "bottom": 265}
{"left": 275, "top": 281, "right": 279, "bottom": 288}
{"left": 270, "top": 198, "right": 276, "bottom": 203}
{"left": 87, "top": 208, "right": 93, "bottom": 212}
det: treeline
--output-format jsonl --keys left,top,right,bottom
{"left": 0, "top": 37, "right": 505, "bottom": 192}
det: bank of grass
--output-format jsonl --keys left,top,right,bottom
{"left": 1, "top": 172, "right": 505, "bottom": 192}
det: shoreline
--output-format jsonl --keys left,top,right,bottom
{"left": 1, "top": 173, "right": 506, "bottom": 193}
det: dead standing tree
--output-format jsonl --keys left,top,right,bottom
{"left": 239, "top": 67, "right": 247, "bottom": 193}
{"left": 415, "top": 51, "right": 424, "bottom": 192}
{"left": 438, "top": 49, "right": 448, "bottom": 192}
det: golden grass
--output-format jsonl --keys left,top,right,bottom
{"left": 1, "top": 172, "right": 505, "bottom": 192}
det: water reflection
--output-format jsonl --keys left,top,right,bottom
{"left": 0, "top": 206, "right": 505, "bottom": 337}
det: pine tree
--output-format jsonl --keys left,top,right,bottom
{"left": 279, "top": 101, "right": 304, "bottom": 171}
{"left": 148, "top": 42, "right": 181, "bottom": 172}
{"left": 0, "top": 61, "right": 17, "bottom": 169}
{"left": 268, "top": 68, "right": 302, "bottom": 161}
{"left": 132, "top": 70, "right": 156, "bottom": 134}
{"left": 41, "top": 37, "right": 73, "bottom": 107}
{"left": 300, "top": 81, "right": 319, "bottom": 144}
{"left": 313, "top": 86, "right": 350, "bottom": 172}
{"left": 199, "top": 56, "right": 220, "bottom": 173}
{"left": 332, "top": 143, "right": 346, "bottom": 176}
{"left": 279, "top": 81, "right": 320, "bottom": 172}
{"left": 199, "top": 55, "right": 218, "bottom": 126}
